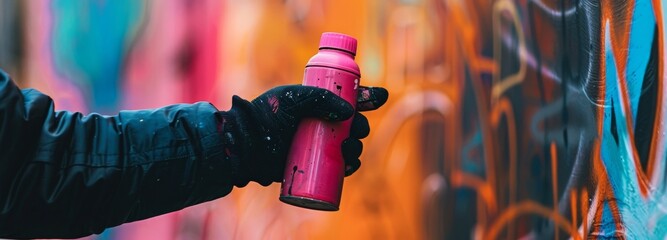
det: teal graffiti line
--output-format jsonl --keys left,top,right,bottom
{"left": 51, "top": 0, "right": 144, "bottom": 113}
{"left": 627, "top": 0, "right": 656, "bottom": 124}
{"left": 600, "top": 21, "right": 653, "bottom": 238}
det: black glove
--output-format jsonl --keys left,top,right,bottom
{"left": 225, "top": 85, "right": 388, "bottom": 187}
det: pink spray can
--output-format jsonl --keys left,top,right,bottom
{"left": 280, "top": 32, "right": 360, "bottom": 211}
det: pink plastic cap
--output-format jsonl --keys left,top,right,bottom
{"left": 319, "top": 32, "right": 357, "bottom": 56}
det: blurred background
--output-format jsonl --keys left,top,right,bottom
{"left": 2, "top": 0, "right": 667, "bottom": 239}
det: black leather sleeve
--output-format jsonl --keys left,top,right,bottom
{"left": 0, "top": 70, "right": 244, "bottom": 239}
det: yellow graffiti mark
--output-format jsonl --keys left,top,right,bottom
{"left": 491, "top": 0, "right": 527, "bottom": 101}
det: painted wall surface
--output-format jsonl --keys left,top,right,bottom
{"left": 2, "top": 0, "right": 667, "bottom": 239}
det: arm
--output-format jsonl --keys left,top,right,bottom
{"left": 0, "top": 70, "right": 388, "bottom": 239}
{"left": 0, "top": 70, "right": 245, "bottom": 238}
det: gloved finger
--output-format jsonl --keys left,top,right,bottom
{"left": 258, "top": 179, "right": 273, "bottom": 187}
{"left": 350, "top": 112, "right": 370, "bottom": 139}
{"left": 356, "top": 86, "right": 389, "bottom": 111}
{"left": 281, "top": 85, "right": 355, "bottom": 121}
{"left": 345, "top": 159, "right": 361, "bottom": 177}
{"left": 342, "top": 138, "right": 363, "bottom": 164}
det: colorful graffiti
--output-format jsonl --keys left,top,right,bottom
{"left": 3, "top": 0, "right": 667, "bottom": 239}
{"left": 425, "top": 0, "right": 666, "bottom": 238}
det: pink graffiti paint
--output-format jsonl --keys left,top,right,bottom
{"left": 268, "top": 95, "right": 279, "bottom": 113}
{"left": 280, "top": 32, "right": 360, "bottom": 211}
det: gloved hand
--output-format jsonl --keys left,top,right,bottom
{"left": 226, "top": 85, "right": 388, "bottom": 187}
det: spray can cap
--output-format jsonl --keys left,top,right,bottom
{"left": 319, "top": 32, "right": 357, "bottom": 56}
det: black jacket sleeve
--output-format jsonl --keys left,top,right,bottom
{"left": 0, "top": 70, "right": 245, "bottom": 238}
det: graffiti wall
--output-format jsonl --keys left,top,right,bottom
{"left": 426, "top": 0, "right": 665, "bottom": 238}
{"left": 2, "top": 0, "right": 667, "bottom": 239}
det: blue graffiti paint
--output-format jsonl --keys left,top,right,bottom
{"left": 600, "top": 21, "right": 627, "bottom": 238}
{"left": 627, "top": 0, "right": 656, "bottom": 123}
{"left": 51, "top": 0, "right": 143, "bottom": 114}
{"left": 461, "top": 130, "right": 485, "bottom": 176}
{"left": 600, "top": 20, "right": 655, "bottom": 239}
{"left": 595, "top": 202, "right": 619, "bottom": 237}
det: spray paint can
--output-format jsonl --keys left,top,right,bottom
{"left": 280, "top": 32, "right": 360, "bottom": 211}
